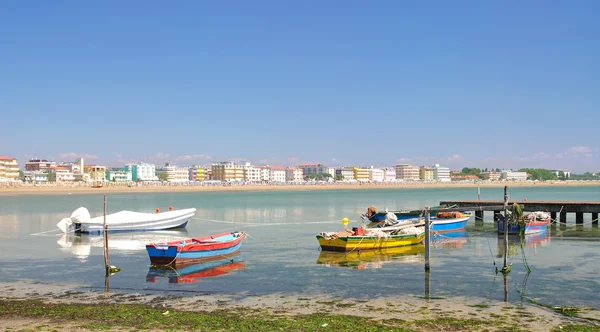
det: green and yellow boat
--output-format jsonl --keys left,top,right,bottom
{"left": 316, "top": 227, "right": 425, "bottom": 252}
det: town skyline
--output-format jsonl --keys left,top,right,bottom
{"left": 3, "top": 147, "right": 597, "bottom": 173}
{"left": 2, "top": 2, "right": 598, "bottom": 172}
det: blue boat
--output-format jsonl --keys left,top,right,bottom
{"left": 496, "top": 211, "right": 550, "bottom": 235}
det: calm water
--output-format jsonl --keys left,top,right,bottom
{"left": 1, "top": 186, "right": 599, "bottom": 307}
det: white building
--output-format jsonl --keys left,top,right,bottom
{"left": 106, "top": 168, "right": 133, "bottom": 182}
{"left": 24, "top": 171, "right": 48, "bottom": 182}
{"left": 335, "top": 168, "right": 355, "bottom": 181}
{"left": 53, "top": 167, "right": 75, "bottom": 182}
{"left": 368, "top": 167, "right": 385, "bottom": 182}
{"left": 501, "top": 170, "right": 528, "bottom": 181}
{"left": 157, "top": 163, "right": 189, "bottom": 182}
{"left": 0, "top": 156, "right": 19, "bottom": 181}
{"left": 243, "top": 163, "right": 263, "bottom": 182}
{"left": 395, "top": 164, "right": 420, "bottom": 180}
{"left": 125, "top": 163, "right": 159, "bottom": 182}
{"left": 384, "top": 168, "right": 396, "bottom": 182}
{"left": 286, "top": 167, "right": 304, "bottom": 182}
{"left": 550, "top": 169, "right": 571, "bottom": 179}
{"left": 433, "top": 164, "right": 451, "bottom": 182}
{"left": 269, "top": 166, "right": 286, "bottom": 182}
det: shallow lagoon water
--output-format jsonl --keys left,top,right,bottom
{"left": 0, "top": 186, "right": 599, "bottom": 307}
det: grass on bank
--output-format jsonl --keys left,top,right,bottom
{"left": 0, "top": 299, "right": 598, "bottom": 331}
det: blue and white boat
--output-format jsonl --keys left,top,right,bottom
{"left": 496, "top": 211, "right": 550, "bottom": 235}
{"left": 369, "top": 211, "right": 471, "bottom": 233}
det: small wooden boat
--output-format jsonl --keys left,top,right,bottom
{"left": 316, "top": 224, "right": 425, "bottom": 252}
{"left": 57, "top": 207, "right": 195, "bottom": 234}
{"left": 368, "top": 204, "right": 459, "bottom": 222}
{"left": 496, "top": 211, "right": 550, "bottom": 235}
{"left": 366, "top": 205, "right": 471, "bottom": 232}
{"left": 146, "top": 252, "right": 245, "bottom": 283}
{"left": 146, "top": 231, "right": 246, "bottom": 265}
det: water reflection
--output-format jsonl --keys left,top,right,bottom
{"left": 57, "top": 229, "right": 189, "bottom": 262}
{"left": 146, "top": 252, "right": 245, "bottom": 284}
{"left": 496, "top": 229, "right": 551, "bottom": 258}
{"left": 430, "top": 230, "right": 468, "bottom": 249}
{"left": 316, "top": 245, "right": 424, "bottom": 270}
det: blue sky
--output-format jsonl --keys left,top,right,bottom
{"left": 1, "top": 1, "right": 598, "bottom": 172}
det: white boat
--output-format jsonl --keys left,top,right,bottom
{"left": 57, "top": 207, "right": 196, "bottom": 234}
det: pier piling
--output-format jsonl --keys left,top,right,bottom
{"left": 424, "top": 207, "right": 430, "bottom": 271}
{"left": 576, "top": 212, "right": 584, "bottom": 224}
{"left": 592, "top": 213, "right": 598, "bottom": 226}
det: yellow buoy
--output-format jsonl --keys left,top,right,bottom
{"left": 342, "top": 217, "right": 349, "bottom": 226}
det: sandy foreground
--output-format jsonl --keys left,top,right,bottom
{"left": 1, "top": 180, "right": 599, "bottom": 196}
{"left": 2, "top": 281, "right": 599, "bottom": 331}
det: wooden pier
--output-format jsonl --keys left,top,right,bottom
{"left": 439, "top": 200, "right": 600, "bottom": 224}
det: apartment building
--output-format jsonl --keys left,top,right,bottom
{"left": 269, "top": 166, "right": 286, "bottom": 182}
{"left": 52, "top": 166, "right": 75, "bottom": 182}
{"left": 298, "top": 163, "right": 329, "bottom": 176}
{"left": 25, "top": 158, "right": 56, "bottom": 171}
{"left": 433, "top": 164, "right": 451, "bottom": 182}
{"left": 353, "top": 167, "right": 370, "bottom": 182}
{"left": 0, "top": 156, "right": 19, "bottom": 181}
{"left": 125, "top": 163, "right": 159, "bottom": 181}
{"left": 84, "top": 165, "right": 107, "bottom": 182}
{"left": 368, "top": 167, "right": 385, "bottom": 182}
{"left": 335, "top": 168, "right": 355, "bottom": 181}
{"left": 395, "top": 164, "right": 420, "bottom": 180}
{"left": 384, "top": 168, "right": 397, "bottom": 182}
{"left": 188, "top": 165, "right": 206, "bottom": 182}
{"left": 285, "top": 167, "right": 304, "bottom": 182}
{"left": 211, "top": 162, "right": 244, "bottom": 182}
{"left": 501, "top": 170, "right": 528, "bottom": 181}
{"left": 106, "top": 168, "right": 133, "bottom": 182}
{"left": 156, "top": 163, "right": 189, "bottom": 182}
{"left": 419, "top": 166, "right": 434, "bottom": 181}
{"left": 481, "top": 171, "right": 501, "bottom": 181}
{"left": 243, "top": 163, "right": 263, "bottom": 182}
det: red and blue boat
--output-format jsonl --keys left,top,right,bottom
{"left": 496, "top": 211, "right": 550, "bottom": 235}
{"left": 146, "top": 231, "right": 246, "bottom": 265}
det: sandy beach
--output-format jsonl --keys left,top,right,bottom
{"left": 1, "top": 180, "right": 599, "bottom": 196}
{"left": 2, "top": 281, "right": 597, "bottom": 331}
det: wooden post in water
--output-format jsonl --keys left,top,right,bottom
{"left": 502, "top": 186, "right": 509, "bottom": 272}
{"left": 424, "top": 207, "right": 430, "bottom": 271}
{"left": 103, "top": 195, "right": 109, "bottom": 275}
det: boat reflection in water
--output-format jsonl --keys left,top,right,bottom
{"left": 146, "top": 251, "right": 246, "bottom": 284}
{"left": 497, "top": 229, "right": 551, "bottom": 258}
{"left": 430, "top": 230, "right": 468, "bottom": 249}
{"left": 57, "top": 229, "right": 189, "bottom": 262}
{"left": 316, "top": 244, "right": 424, "bottom": 270}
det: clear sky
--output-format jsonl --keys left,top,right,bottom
{"left": 1, "top": 1, "right": 598, "bottom": 172}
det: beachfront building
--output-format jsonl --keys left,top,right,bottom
{"left": 212, "top": 161, "right": 244, "bottom": 182}
{"left": 298, "top": 163, "right": 329, "bottom": 176}
{"left": 106, "top": 168, "right": 133, "bottom": 182}
{"left": 419, "top": 166, "right": 434, "bottom": 181}
{"left": 25, "top": 158, "right": 56, "bottom": 172}
{"left": 368, "top": 167, "right": 385, "bottom": 182}
{"left": 335, "top": 168, "right": 355, "bottom": 181}
{"left": 384, "top": 168, "right": 396, "bottom": 182}
{"left": 395, "top": 164, "right": 420, "bottom": 181}
{"left": 451, "top": 175, "right": 480, "bottom": 182}
{"left": 125, "top": 163, "right": 159, "bottom": 182}
{"left": 156, "top": 163, "right": 189, "bottom": 182}
{"left": 481, "top": 171, "right": 501, "bottom": 181}
{"left": 0, "top": 156, "right": 19, "bottom": 181}
{"left": 501, "top": 170, "right": 528, "bottom": 181}
{"left": 23, "top": 171, "right": 48, "bottom": 182}
{"left": 50, "top": 166, "right": 76, "bottom": 182}
{"left": 433, "top": 164, "right": 451, "bottom": 182}
{"left": 243, "top": 163, "right": 262, "bottom": 182}
{"left": 188, "top": 165, "right": 206, "bottom": 182}
{"left": 268, "top": 166, "right": 286, "bottom": 183}
{"left": 84, "top": 165, "right": 107, "bottom": 182}
{"left": 286, "top": 167, "right": 304, "bottom": 182}
{"left": 353, "top": 167, "right": 370, "bottom": 182}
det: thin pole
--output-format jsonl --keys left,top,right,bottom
{"left": 103, "top": 195, "right": 109, "bottom": 275}
{"left": 477, "top": 185, "right": 481, "bottom": 201}
{"left": 503, "top": 186, "right": 509, "bottom": 270}
{"left": 424, "top": 207, "right": 430, "bottom": 271}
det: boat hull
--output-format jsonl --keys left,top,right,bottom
{"left": 316, "top": 232, "right": 425, "bottom": 252}
{"left": 497, "top": 219, "right": 549, "bottom": 235}
{"left": 146, "top": 231, "right": 246, "bottom": 265}
{"left": 79, "top": 209, "right": 196, "bottom": 234}
{"left": 430, "top": 215, "right": 470, "bottom": 232}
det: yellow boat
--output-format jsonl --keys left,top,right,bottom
{"left": 316, "top": 229, "right": 425, "bottom": 252}
{"left": 316, "top": 245, "right": 424, "bottom": 269}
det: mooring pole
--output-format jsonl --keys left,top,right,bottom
{"left": 424, "top": 207, "right": 430, "bottom": 271}
{"left": 103, "top": 195, "right": 109, "bottom": 275}
{"left": 477, "top": 185, "right": 481, "bottom": 201}
{"left": 503, "top": 186, "right": 509, "bottom": 271}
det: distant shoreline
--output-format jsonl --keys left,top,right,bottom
{"left": 0, "top": 180, "right": 599, "bottom": 196}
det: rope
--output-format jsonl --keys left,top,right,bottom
{"left": 30, "top": 228, "right": 65, "bottom": 236}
